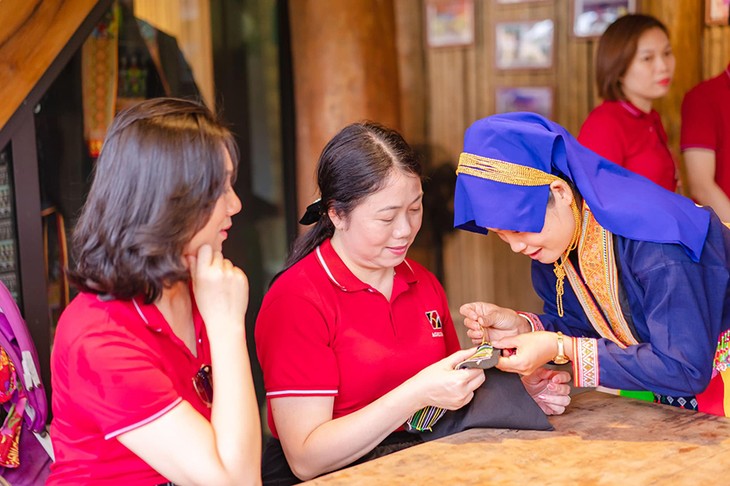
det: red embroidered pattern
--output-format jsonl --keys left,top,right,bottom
{"left": 517, "top": 312, "right": 544, "bottom": 332}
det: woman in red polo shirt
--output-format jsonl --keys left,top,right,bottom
{"left": 578, "top": 14, "right": 677, "bottom": 192}
{"left": 48, "top": 98, "right": 260, "bottom": 485}
{"left": 255, "top": 122, "right": 572, "bottom": 484}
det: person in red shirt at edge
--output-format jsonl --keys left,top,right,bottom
{"left": 48, "top": 98, "right": 261, "bottom": 486}
{"left": 578, "top": 14, "right": 678, "bottom": 192}
{"left": 681, "top": 62, "right": 730, "bottom": 221}
{"left": 255, "top": 121, "right": 572, "bottom": 485}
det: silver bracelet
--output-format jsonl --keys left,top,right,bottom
{"left": 516, "top": 312, "right": 536, "bottom": 332}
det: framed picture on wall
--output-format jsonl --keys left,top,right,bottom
{"left": 495, "top": 20, "right": 554, "bottom": 70}
{"left": 424, "top": 0, "right": 475, "bottom": 48}
{"left": 495, "top": 86, "right": 553, "bottom": 119}
{"left": 572, "top": 0, "right": 636, "bottom": 38}
{"left": 706, "top": 0, "right": 730, "bottom": 25}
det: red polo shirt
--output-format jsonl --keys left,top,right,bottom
{"left": 255, "top": 239, "right": 460, "bottom": 438}
{"left": 579, "top": 100, "right": 677, "bottom": 192}
{"left": 681, "top": 64, "right": 730, "bottom": 197}
{"left": 48, "top": 291, "right": 211, "bottom": 485}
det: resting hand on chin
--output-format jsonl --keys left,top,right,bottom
{"left": 187, "top": 244, "right": 249, "bottom": 338}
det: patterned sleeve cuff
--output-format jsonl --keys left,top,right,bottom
{"left": 572, "top": 337, "right": 599, "bottom": 388}
{"left": 516, "top": 312, "right": 544, "bottom": 332}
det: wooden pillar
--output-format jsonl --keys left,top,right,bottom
{"left": 288, "top": 0, "right": 401, "bottom": 217}
{"left": 641, "top": 0, "right": 703, "bottom": 193}
{"left": 641, "top": 0, "right": 703, "bottom": 150}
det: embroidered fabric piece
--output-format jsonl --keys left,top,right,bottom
{"left": 653, "top": 393, "right": 698, "bottom": 411}
{"left": 408, "top": 341, "right": 501, "bottom": 431}
{"left": 405, "top": 405, "right": 446, "bottom": 433}
{"left": 0, "top": 396, "right": 25, "bottom": 467}
{"left": 573, "top": 337, "right": 598, "bottom": 388}
{"left": 564, "top": 204, "right": 639, "bottom": 348}
{"left": 714, "top": 329, "right": 730, "bottom": 372}
{"left": 517, "top": 312, "right": 544, "bottom": 332}
{"left": 456, "top": 343, "right": 500, "bottom": 370}
{"left": 81, "top": 4, "right": 120, "bottom": 158}
{"left": 0, "top": 349, "right": 16, "bottom": 404}
{"left": 457, "top": 153, "right": 560, "bottom": 187}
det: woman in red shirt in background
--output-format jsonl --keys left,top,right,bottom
{"left": 579, "top": 14, "right": 677, "bottom": 192}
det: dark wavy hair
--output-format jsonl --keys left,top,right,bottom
{"left": 281, "top": 121, "right": 422, "bottom": 275}
{"left": 595, "top": 14, "right": 669, "bottom": 101}
{"left": 68, "top": 98, "right": 239, "bottom": 303}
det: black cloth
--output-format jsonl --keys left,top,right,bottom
{"left": 262, "top": 431, "right": 423, "bottom": 486}
{"left": 262, "top": 369, "right": 551, "bottom": 484}
{"left": 420, "top": 368, "right": 553, "bottom": 441}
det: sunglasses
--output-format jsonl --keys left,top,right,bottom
{"left": 193, "top": 364, "right": 213, "bottom": 407}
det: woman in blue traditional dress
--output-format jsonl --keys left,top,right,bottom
{"left": 454, "top": 112, "right": 730, "bottom": 417}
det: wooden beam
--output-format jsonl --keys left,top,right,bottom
{"left": 0, "top": 0, "right": 99, "bottom": 133}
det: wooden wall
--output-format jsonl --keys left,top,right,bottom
{"left": 704, "top": 24, "right": 730, "bottom": 77}
{"left": 394, "top": 0, "right": 730, "bottom": 329}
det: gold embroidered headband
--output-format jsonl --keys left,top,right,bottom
{"left": 457, "top": 152, "right": 560, "bottom": 187}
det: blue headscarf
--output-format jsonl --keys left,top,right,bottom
{"left": 454, "top": 112, "right": 710, "bottom": 262}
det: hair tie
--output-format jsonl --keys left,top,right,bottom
{"left": 299, "top": 198, "right": 324, "bottom": 225}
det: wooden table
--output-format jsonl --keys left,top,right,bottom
{"left": 306, "top": 391, "right": 730, "bottom": 484}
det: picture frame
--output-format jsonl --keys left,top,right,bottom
{"left": 495, "top": 86, "right": 553, "bottom": 119}
{"left": 572, "top": 0, "right": 636, "bottom": 38}
{"left": 495, "top": 20, "right": 554, "bottom": 70}
{"left": 424, "top": 0, "right": 475, "bottom": 48}
{"left": 496, "top": 0, "right": 548, "bottom": 4}
{"left": 706, "top": 0, "right": 730, "bottom": 25}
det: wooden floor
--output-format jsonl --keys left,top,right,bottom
{"left": 307, "top": 391, "right": 730, "bottom": 485}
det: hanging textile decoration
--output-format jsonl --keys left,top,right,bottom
{"left": 81, "top": 2, "right": 120, "bottom": 159}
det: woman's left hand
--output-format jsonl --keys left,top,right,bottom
{"left": 521, "top": 367, "right": 572, "bottom": 415}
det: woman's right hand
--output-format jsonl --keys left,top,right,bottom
{"left": 120, "top": 244, "right": 258, "bottom": 486}
{"left": 187, "top": 244, "right": 249, "bottom": 337}
{"left": 270, "top": 348, "right": 484, "bottom": 480}
{"left": 459, "top": 302, "right": 529, "bottom": 345}
{"left": 408, "top": 348, "right": 486, "bottom": 410}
